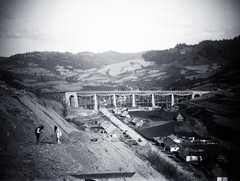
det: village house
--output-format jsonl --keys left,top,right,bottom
{"left": 168, "top": 134, "right": 182, "bottom": 143}
{"left": 100, "top": 121, "right": 122, "bottom": 139}
{"left": 121, "top": 110, "right": 130, "bottom": 118}
{"left": 173, "top": 112, "right": 184, "bottom": 121}
{"left": 131, "top": 118, "right": 144, "bottom": 127}
{"left": 202, "top": 158, "right": 228, "bottom": 181}
{"left": 216, "top": 152, "right": 228, "bottom": 164}
{"left": 178, "top": 147, "right": 203, "bottom": 162}
{"left": 153, "top": 137, "right": 179, "bottom": 152}
{"left": 164, "top": 137, "right": 180, "bottom": 152}
{"left": 200, "top": 150, "right": 229, "bottom": 180}
{"left": 152, "top": 137, "right": 165, "bottom": 147}
{"left": 211, "top": 164, "right": 228, "bottom": 181}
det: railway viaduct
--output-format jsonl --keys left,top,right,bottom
{"left": 64, "top": 90, "right": 210, "bottom": 110}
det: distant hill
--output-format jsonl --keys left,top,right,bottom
{"left": 142, "top": 35, "right": 240, "bottom": 65}
{"left": 141, "top": 35, "right": 240, "bottom": 92}
{"left": 0, "top": 36, "right": 240, "bottom": 92}
{"left": 0, "top": 51, "right": 143, "bottom": 72}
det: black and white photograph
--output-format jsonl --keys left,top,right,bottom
{"left": 0, "top": 0, "right": 240, "bottom": 180}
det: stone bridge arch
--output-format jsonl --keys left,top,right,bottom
{"left": 193, "top": 94, "right": 200, "bottom": 98}
{"left": 192, "top": 91, "right": 209, "bottom": 99}
{"left": 65, "top": 92, "right": 78, "bottom": 107}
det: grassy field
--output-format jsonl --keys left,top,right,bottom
{"left": 8, "top": 58, "right": 225, "bottom": 92}
{"left": 139, "top": 121, "right": 200, "bottom": 139}
{"left": 129, "top": 109, "right": 201, "bottom": 139}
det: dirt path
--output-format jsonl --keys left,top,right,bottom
{"left": 101, "top": 108, "right": 149, "bottom": 146}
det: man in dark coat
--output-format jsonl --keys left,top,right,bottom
{"left": 35, "top": 125, "right": 44, "bottom": 144}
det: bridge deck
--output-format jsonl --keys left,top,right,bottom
{"left": 73, "top": 90, "right": 210, "bottom": 96}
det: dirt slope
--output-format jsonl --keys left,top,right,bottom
{"left": 0, "top": 83, "right": 167, "bottom": 181}
{"left": 1, "top": 131, "right": 166, "bottom": 181}
{"left": 0, "top": 84, "right": 78, "bottom": 145}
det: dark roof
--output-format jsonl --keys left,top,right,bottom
{"left": 164, "top": 137, "right": 179, "bottom": 148}
{"left": 217, "top": 152, "right": 228, "bottom": 162}
{"left": 211, "top": 164, "right": 227, "bottom": 177}
{"left": 178, "top": 147, "right": 203, "bottom": 157}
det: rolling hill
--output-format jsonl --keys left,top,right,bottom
{"left": 1, "top": 36, "right": 240, "bottom": 93}
{"left": 1, "top": 36, "right": 240, "bottom": 180}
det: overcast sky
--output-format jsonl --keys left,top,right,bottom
{"left": 0, "top": 0, "right": 240, "bottom": 57}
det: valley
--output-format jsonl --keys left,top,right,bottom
{"left": 0, "top": 37, "right": 240, "bottom": 180}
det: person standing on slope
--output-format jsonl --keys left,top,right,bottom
{"left": 54, "top": 126, "right": 62, "bottom": 144}
{"left": 35, "top": 125, "right": 44, "bottom": 145}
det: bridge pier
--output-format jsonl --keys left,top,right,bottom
{"left": 171, "top": 94, "right": 174, "bottom": 107}
{"left": 94, "top": 94, "right": 98, "bottom": 110}
{"left": 132, "top": 94, "right": 136, "bottom": 108}
{"left": 113, "top": 94, "right": 117, "bottom": 108}
{"left": 151, "top": 94, "right": 155, "bottom": 107}
{"left": 192, "top": 94, "right": 195, "bottom": 99}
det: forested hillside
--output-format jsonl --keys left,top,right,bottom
{"left": 142, "top": 35, "right": 240, "bottom": 65}
{"left": 141, "top": 36, "right": 240, "bottom": 91}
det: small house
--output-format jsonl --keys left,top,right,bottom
{"left": 131, "top": 118, "right": 144, "bottom": 127}
{"left": 174, "top": 112, "right": 184, "bottom": 121}
{"left": 178, "top": 147, "right": 203, "bottom": 162}
{"left": 163, "top": 137, "right": 180, "bottom": 152}
{"left": 100, "top": 121, "right": 122, "bottom": 138}
{"left": 203, "top": 159, "right": 228, "bottom": 181}
{"left": 134, "top": 119, "right": 144, "bottom": 127}
{"left": 152, "top": 137, "right": 165, "bottom": 148}
{"left": 121, "top": 111, "right": 130, "bottom": 118}
{"left": 168, "top": 134, "right": 182, "bottom": 143}
{"left": 211, "top": 164, "right": 228, "bottom": 181}
{"left": 217, "top": 152, "right": 228, "bottom": 164}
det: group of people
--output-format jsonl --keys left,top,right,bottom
{"left": 35, "top": 125, "right": 62, "bottom": 145}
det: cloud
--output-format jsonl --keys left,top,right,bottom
{"left": 0, "top": 7, "right": 13, "bottom": 34}
{"left": 1, "top": 0, "right": 240, "bottom": 57}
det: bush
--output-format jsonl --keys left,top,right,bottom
{"left": 147, "top": 150, "right": 195, "bottom": 181}
{"left": 148, "top": 150, "right": 177, "bottom": 179}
